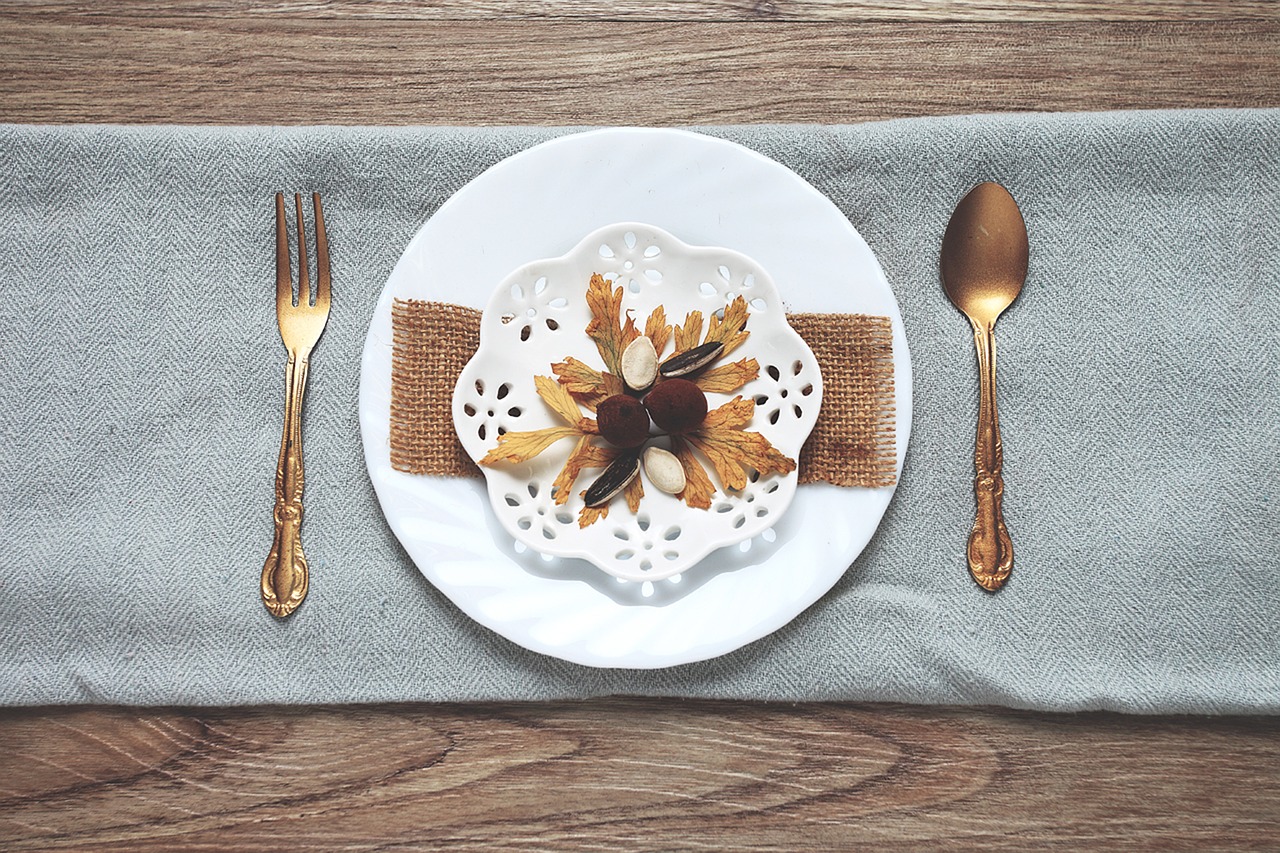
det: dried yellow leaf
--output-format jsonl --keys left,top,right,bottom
{"left": 704, "top": 295, "right": 750, "bottom": 357}
{"left": 552, "top": 358, "right": 624, "bottom": 412}
{"left": 669, "top": 437, "right": 715, "bottom": 510}
{"left": 551, "top": 436, "right": 617, "bottom": 505}
{"left": 673, "top": 310, "right": 703, "bottom": 354}
{"left": 644, "top": 305, "right": 671, "bottom": 357}
{"left": 694, "top": 358, "right": 759, "bottom": 394}
{"left": 479, "top": 426, "right": 582, "bottom": 466}
{"left": 624, "top": 472, "right": 644, "bottom": 513}
{"left": 685, "top": 426, "right": 795, "bottom": 492}
{"left": 535, "top": 375, "right": 583, "bottom": 426}
{"left": 585, "top": 273, "right": 638, "bottom": 375}
{"left": 578, "top": 503, "right": 609, "bottom": 528}
{"left": 702, "top": 395, "right": 756, "bottom": 430}
{"left": 553, "top": 357, "right": 606, "bottom": 394}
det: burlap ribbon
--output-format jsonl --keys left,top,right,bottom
{"left": 389, "top": 300, "right": 897, "bottom": 488}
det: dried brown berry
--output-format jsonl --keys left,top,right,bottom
{"left": 596, "top": 394, "right": 651, "bottom": 448}
{"left": 644, "top": 378, "right": 708, "bottom": 433}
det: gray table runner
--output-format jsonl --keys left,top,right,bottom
{"left": 2, "top": 111, "right": 1277, "bottom": 712}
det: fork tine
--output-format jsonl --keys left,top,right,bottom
{"left": 312, "top": 193, "right": 331, "bottom": 310}
{"left": 294, "top": 193, "right": 310, "bottom": 307}
{"left": 275, "top": 192, "right": 292, "bottom": 308}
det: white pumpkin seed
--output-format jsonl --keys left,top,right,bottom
{"left": 643, "top": 446, "right": 687, "bottom": 495}
{"left": 621, "top": 335, "right": 658, "bottom": 391}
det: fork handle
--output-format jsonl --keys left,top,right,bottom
{"left": 262, "top": 349, "right": 311, "bottom": 617}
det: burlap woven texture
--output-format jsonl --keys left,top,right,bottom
{"left": 387, "top": 301, "right": 898, "bottom": 487}
{"left": 1, "top": 111, "right": 1277, "bottom": 712}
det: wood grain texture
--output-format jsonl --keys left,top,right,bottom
{"left": 3, "top": 0, "right": 1278, "bottom": 21}
{"left": 0, "top": 17, "right": 1276, "bottom": 125}
{"left": 4, "top": 3, "right": 1277, "bottom": 850}
{"left": 2, "top": 700, "right": 1278, "bottom": 851}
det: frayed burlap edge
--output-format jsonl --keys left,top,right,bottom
{"left": 788, "top": 313, "right": 897, "bottom": 488}
{"left": 389, "top": 301, "right": 482, "bottom": 478}
{"left": 390, "top": 300, "right": 896, "bottom": 487}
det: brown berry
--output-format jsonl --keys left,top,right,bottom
{"left": 644, "top": 378, "right": 708, "bottom": 433}
{"left": 596, "top": 394, "right": 650, "bottom": 448}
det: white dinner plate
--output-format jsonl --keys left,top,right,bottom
{"left": 359, "top": 128, "right": 911, "bottom": 668}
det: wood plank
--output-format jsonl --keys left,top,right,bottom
{"left": 1, "top": 0, "right": 1276, "bottom": 23}
{"left": 0, "top": 18, "right": 1276, "bottom": 125}
{"left": 1, "top": 700, "right": 1277, "bottom": 850}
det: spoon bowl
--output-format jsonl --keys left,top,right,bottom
{"left": 941, "top": 182, "right": 1028, "bottom": 325}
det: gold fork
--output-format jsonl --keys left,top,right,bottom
{"left": 262, "top": 193, "right": 331, "bottom": 617}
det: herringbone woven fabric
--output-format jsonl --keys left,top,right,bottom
{"left": 1, "top": 112, "right": 1277, "bottom": 712}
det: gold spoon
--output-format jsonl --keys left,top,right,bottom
{"left": 940, "top": 182, "right": 1028, "bottom": 592}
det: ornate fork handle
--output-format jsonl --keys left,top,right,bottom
{"left": 967, "top": 320, "right": 1013, "bottom": 591}
{"left": 263, "top": 349, "right": 312, "bottom": 616}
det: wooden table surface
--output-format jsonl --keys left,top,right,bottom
{"left": 2, "top": 2, "right": 1278, "bottom": 850}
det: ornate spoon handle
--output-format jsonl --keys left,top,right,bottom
{"left": 968, "top": 321, "right": 1013, "bottom": 591}
{"left": 262, "top": 350, "right": 311, "bottom": 616}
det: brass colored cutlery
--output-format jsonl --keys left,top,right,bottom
{"left": 941, "top": 182, "right": 1028, "bottom": 592}
{"left": 263, "top": 193, "right": 331, "bottom": 617}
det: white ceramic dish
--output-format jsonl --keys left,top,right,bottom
{"left": 359, "top": 128, "right": 912, "bottom": 668}
{"left": 453, "top": 222, "right": 823, "bottom": 581}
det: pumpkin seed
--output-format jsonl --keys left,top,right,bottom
{"left": 621, "top": 335, "right": 658, "bottom": 391}
{"left": 642, "top": 446, "right": 686, "bottom": 495}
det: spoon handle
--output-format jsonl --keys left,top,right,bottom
{"left": 968, "top": 321, "right": 1013, "bottom": 591}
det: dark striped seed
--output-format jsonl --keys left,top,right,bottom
{"left": 583, "top": 452, "right": 641, "bottom": 508}
{"left": 659, "top": 341, "right": 725, "bottom": 378}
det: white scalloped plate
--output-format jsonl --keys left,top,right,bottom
{"left": 454, "top": 223, "right": 823, "bottom": 581}
{"left": 359, "top": 128, "right": 912, "bottom": 668}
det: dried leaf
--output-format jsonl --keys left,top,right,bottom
{"left": 552, "top": 437, "right": 616, "bottom": 505}
{"left": 669, "top": 437, "right": 715, "bottom": 510}
{"left": 694, "top": 358, "right": 759, "bottom": 394}
{"left": 552, "top": 358, "right": 624, "bottom": 412}
{"left": 704, "top": 295, "right": 750, "bottom": 357}
{"left": 553, "top": 357, "right": 606, "bottom": 395}
{"left": 585, "top": 273, "right": 638, "bottom": 375}
{"left": 603, "top": 371, "right": 625, "bottom": 392}
{"left": 685, "top": 426, "right": 796, "bottom": 492}
{"left": 644, "top": 305, "right": 671, "bottom": 357}
{"left": 480, "top": 426, "right": 581, "bottom": 466}
{"left": 702, "top": 395, "right": 757, "bottom": 430}
{"left": 535, "top": 375, "right": 583, "bottom": 426}
{"left": 578, "top": 502, "right": 609, "bottom": 527}
{"left": 673, "top": 310, "right": 704, "bottom": 354}
{"left": 624, "top": 472, "right": 644, "bottom": 513}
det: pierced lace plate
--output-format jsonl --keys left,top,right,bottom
{"left": 453, "top": 223, "right": 822, "bottom": 581}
